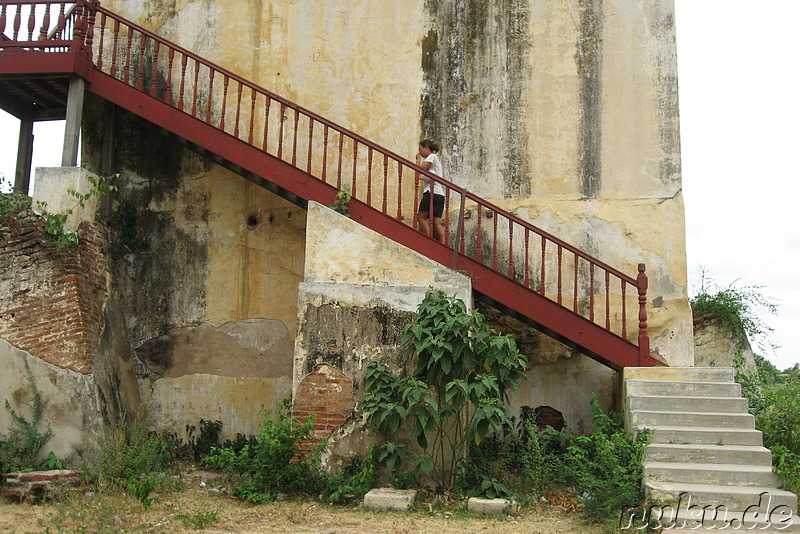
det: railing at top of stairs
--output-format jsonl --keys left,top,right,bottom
{"left": 0, "top": 0, "right": 660, "bottom": 369}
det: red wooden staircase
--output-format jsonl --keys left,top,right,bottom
{"left": 0, "top": 0, "right": 661, "bottom": 371}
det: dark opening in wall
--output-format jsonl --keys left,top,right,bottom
{"left": 246, "top": 214, "right": 259, "bottom": 229}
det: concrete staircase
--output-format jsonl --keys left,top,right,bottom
{"left": 623, "top": 367, "right": 800, "bottom": 532}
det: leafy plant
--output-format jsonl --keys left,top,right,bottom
{"left": 0, "top": 358, "right": 53, "bottom": 473}
{"left": 691, "top": 269, "right": 778, "bottom": 352}
{"left": 360, "top": 288, "right": 528, "bottom": 492}
{"left": 40, "top": 451, "right": 64, "bottom": 470}
{"left": 323, "top": 447, "right": 378, "bottom": 504}
{"left": 175, "top": 505, "right": 222, "bottom": 529}
{"left": 36, "top": 173, "right": 118, "bottom": 250}
{"left": 204, "top": 399, "right": 327, "bottom": 503}
{"left": 126, "top": 475, "right": 158, "bottom": 508}
{"left": 329, "top": 184, "right": 352, "bottom": 216}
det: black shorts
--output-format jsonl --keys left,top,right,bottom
{"left": 418, "top": 191, "right": 445, "bottom": 218}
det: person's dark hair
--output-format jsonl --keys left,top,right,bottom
{"left": 419, "top": 139, "right": 440, "bottom": 153}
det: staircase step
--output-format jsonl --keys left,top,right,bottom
{"left": 645, "top": 443, "right": 773, "bottom": 466}
{"left": 645, "top": 481, "right": 799, "bottom": 531}
{"left": 632, "top": 410, "right": 755, "bottom": 429}
{"left": 649, "top": 426, "right": 764, "bottom": 446}
{"left": 626, "top": 379, "right": 742, "bottom": 397}
{"left": 629, "top": 394, "right": 749, "bottom": 413}
{"left": 644, "top": 461, "right": 779, "bottom": 487}
{"left": 624, "top": 367, "right": 735, "bottom": 383}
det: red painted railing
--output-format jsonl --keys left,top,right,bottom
{"left": 0, "top": 0, "right": 656, "bottom": 367}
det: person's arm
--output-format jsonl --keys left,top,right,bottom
{"left": 416, "top": 153, "right": 432, "bottom": 182}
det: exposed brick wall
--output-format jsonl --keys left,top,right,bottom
{"left": 0, "top": 215, "right": 109, "bottom": 374}
{"left": 293, "top": 363, "right": 355, "bottom": 449}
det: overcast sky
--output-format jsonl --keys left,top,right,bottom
{"left": 2, "top": 1, "right": 798, "bottom": 369}
{"left": 675, "top": 0, "right": 800, "bottom": 370}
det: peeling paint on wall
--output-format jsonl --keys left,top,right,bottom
{"left": 421, "top": 0, "right": 532, "bottom": 198}
{"left": 576, "top": 0, "right": 603, "bottom": 199}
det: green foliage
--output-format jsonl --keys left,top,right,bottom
{"left": 461, "top": 396, "right": 649, "bottom": 525}
{"left": 184, "top": 419, "right": 223, "bottom": 463}
{"left": 85, "top": 409, "right": 176, "bottom": 486}
{"left": 690, "top": 269, "right": 778, "bottom": 352}
{"left": 36, "top": 173, "right": 118, "bottom": 250}
{"left": 40, "top": 451, "right": 64, "bottom": 470}
{"left": 204, "top": 400, "right": 327, "bottom": 503}
{"left": 0, "top": 177, "right": 32, "bottom": 223}
{"left": 126, "top": 475, "right": 158, "bottom": 508}
{"left": 323, "top": 447, "right": 379, "bottom": 504}
{"left": 328, "top": 184, "right": 352, "bottom": 216}
{"left": 0, "top": 359, "right": 54, "bottom": 473}
{"left": 175, "top": 505, "right": 222, "bottom": 529}
{"left": 360, "top": 288, "right": 528, "bottom": 492}
{"left": 736, "top": 360, "right": 800, "bottom": 494}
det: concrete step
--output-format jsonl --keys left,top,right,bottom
{"left": 645, "top": 443, "right": 773, "bottom": 466}
{"left": 626, "top": 379, "right": 741, "bottom": 398}
{"left": 649, "top": 426, "right": 764, "bottom": 446}
{"left": 624, "top": 367, "right": 735, "bottom": 383}
{"left": 629, "top": 394, "right": 749, "bottom": 413}
{"left": 632, "top": 410, "right": 755, "bottom": 429}
{"left": 644, "top": 461, "right": 779, "bottom": 487}
{"left": 644, "top": 482, "right": 800, "bottom": 532}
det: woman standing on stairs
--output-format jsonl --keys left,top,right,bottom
{"left": 415, "top": 139, "right": 446, "bottom": 244}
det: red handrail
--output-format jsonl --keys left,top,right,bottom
{"left": 0, "top": 0, "right": 653, "bottom": 364}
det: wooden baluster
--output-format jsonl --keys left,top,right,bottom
{"left": 366, "top": 147, "right": 374, "bottom": 206}
{"left": 248, "top": 88, "right": 257, "bottom": 145}
{"left": 277, "top": 102, "right": 286, "bottom": 159}
{"left": 351, "top": 139, "right": 358, "bottom": 198}
{"left": 476, "top": 205, "right": 483, "bottom": 263}
{"left": 13, "top": 4, "right": 21, "bottom": 40}
{"left": 539, "top": 236, "right": 546, "bottom": 294}
{"left": 557, "top": 245, "right": 563, "bottom": 305}
{"left": 637, "top": 264, "right": 650, "bottom": 365}
{"left": 234, "top": 82, "right": 243, "bottom": 139}
{"left": 396, "top": 164, "right": 403, "bottom": 220}
{"left": 523, "top": 228, "right": 529, "bottom": 287}
{"left": 507, "top": 220, "right": 514, "bottom": 278}
{"left": 191, "top": 59, "right": 200, "bottom": 116}
{"left": 123, "top": 29, "right": 133, "bottom": 85}
{"left": 219, "top": 75, "right": 229, "bottom": 130}
{"left": 26, "top": 3, "right": 35, "bottom": 41}
{"left": 321, "top": 125, "right": 329, "bottom": 182}
{"left": 573, "top": 255, "right": 579, "bottom": 312}
{"left": 150, "top": 41, "right": 160, "bottom": 97}
{"left": 57, "top": 3, "right": 67, "bottom": 40}
{"left": 176, "top": 53, "right": 187, "bottom": 110}
{"left": 165, "top": 48, "right": 176, "bottom": 104}
{"left": 96, "top": 12, "right": 107, "bottom": 69}
{"left": 38, "top": 4, "right": 51, "bottom": 42}
{"left": 291, "top": 108, "right": 299, "bottom": 166}
{"left": 85, "top": 0, "right": 97, "bottom": 53}
{"left": 460, "top": 198, "right": 468, "bottom": 255}
{"left": 110, "top": 19, "right": 119, "bottom": 76}
{"left": 306, "top": 118, "right": 314, "bottom": 173}
{"left": 381, "top": 154, "right": 388, "bottom": 214}
{"left": 261, "top": 95, "right": 272, "bottom": 153}
{"left": 335, "top": 132, "right": 344, "bottom": 188}
{"left": 491, "top": 212, "right": 498, "bottom": 270}
{"left": 621, "top": 279, "right": 628, "bottom": 338}
{"left": 136, "top": 34, "right": 146, "bottom": 90}
{"left": 589, "top": 263, "right": 595, "bottom": 322}
{"left": 605, "top": 271, "right": 611, "bottom": 330}
{"left": 444, "top": 187, "right": 451, "bottom": 245}
{"left": 0, "top": 6, "right": 7, "bottom": 40}
{"left": 205, "top": 69, "right": 215, "bottom": 124}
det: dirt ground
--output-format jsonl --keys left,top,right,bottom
{"left": 0, "top": 470, "right": 616, "bottom": 534}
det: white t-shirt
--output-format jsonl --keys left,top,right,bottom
{"left": 424, "top": 153, "right": 445, "bottom": 196}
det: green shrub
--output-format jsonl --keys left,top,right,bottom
{"left": 204, "top": 400, "right": 327, "bottom": 503}
{"left": 360, "top": 288, "right": 527, "bottom": 493}
{"left": 0, "top": 359, "right": 53, "bottom": 473}
{"left": 323, "top": 447, "right": 378, "bottom": 504}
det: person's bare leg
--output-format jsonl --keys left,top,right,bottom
{"left": 416, "top": 212, "right": 432, "bottom": 237}
{"left": 433, "top": 217, "right": 446, "bottom": 244}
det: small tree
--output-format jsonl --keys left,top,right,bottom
{"left": 360, "top": 288, "right": 527, "bottom": 491}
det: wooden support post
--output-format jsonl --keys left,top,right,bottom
{"left": 14, "top": 118, "right": 34, "bottom": 195}
{"left": 62, "top": 76, "right": 87, "bottom": 167}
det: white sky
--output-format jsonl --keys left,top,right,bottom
{"left": 1, "top": 1, "right": 798, "bottom": 369}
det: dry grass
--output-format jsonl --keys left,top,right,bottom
{"left": 0, "top": 469, "right": 616, "bottom": 534}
